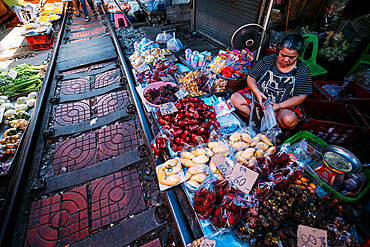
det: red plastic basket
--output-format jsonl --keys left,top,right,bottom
{"left": 301, "top": 99, "right": 369, "bottom": 146}
{"left": 26, "top": 32, "right": 55, "bottom": 51}
{"left": 311, "top": 81, "right": 370, "bottom": 125}
{"left": 312, "top": 81, "right": 370, "bottom": 102}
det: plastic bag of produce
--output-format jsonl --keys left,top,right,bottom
{"left": 155, "top": 31, "right": 173, "bottom": 44}
{"left": 184, "top": 162, "right": 211, "bottom": 192}
{"left": 166, "top": 32, "right": 183, "bottom": 52}
{"left": 150, "top": 129, "right": 173, "bottom": 158}
{"left": 193, "top": 175, "right": 217, "bottom": 219}
{"left": 210, "top": 185, "right": 242, "bottom": 229}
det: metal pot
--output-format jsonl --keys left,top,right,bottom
{"left": 321, "top": 145, "right": 362, "bottom": 174}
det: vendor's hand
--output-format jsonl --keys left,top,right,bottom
{"left": 256, "top": 92, "right": 267, "bottom": 109}
{"left": 269, "top": 101, "right": 280, "bottom": 111}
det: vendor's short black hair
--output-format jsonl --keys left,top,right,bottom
{"left": 278, "top": 34, "right": 305, "bottom": 56}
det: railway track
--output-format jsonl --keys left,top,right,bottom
{"left": 0, "top": 4, "right": 202, "bottom": 247}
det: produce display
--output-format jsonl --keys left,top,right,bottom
{"left": 126, "top": 39, "right": 368, "bottom": 246}
{"left": 106, "top": 1, "right": 131, "bottom": 13}
{"left": 0, "top": 64, "right": 45, "bottom": 95}
{"left": 0, "top": 92, "right": 36, "bottom": 175}
{"left": 143, "top": 83, "right": 180, "bottom": 105}
{"left": 135, "top": 60, "right": 179, "bottom": 84}
{"left": 209, "top": 48, "right": 255, "bottom": 80}
{"left": 151, "top": 96, "right": 220, "bottom": 155}
{"left": 177, "top": 70, "right": 227, "bottom": 96}
{"left": 156, "top": 158, "right": 184, "bottom": 188}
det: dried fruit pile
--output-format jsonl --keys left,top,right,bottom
{"left": 144, "top": 84, "right": 179, "bottom": 105}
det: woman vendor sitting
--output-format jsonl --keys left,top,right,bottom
{"left": 230, "top": 34, "right": 312, "bottom": 130}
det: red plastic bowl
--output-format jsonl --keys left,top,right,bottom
{"left": 143, "top": 81, "right": 179, "bottom": 107}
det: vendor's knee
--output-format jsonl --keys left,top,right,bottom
{"left": 280, "top": 115, "right": 298, "bottom": 129}
{"left": 230, "top": 93, "right": 241, "bottom": 108}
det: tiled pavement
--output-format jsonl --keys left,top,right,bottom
{"left": 22, "top": 9, "right": 163, "bottom": 246}
{"left": 26, "top": 186, "right": 89, "bottom": 246}
{"left": 91, "top": 167, "right": 146, "bottom": 232}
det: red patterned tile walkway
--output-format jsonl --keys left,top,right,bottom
{"left": 25, "top": 186, "right": 89, "bottom": 247}
{"left": 97, "top": 90, "right": 129, "bottom": 117}
{"left": 97, "top": 121, "right": 139, "bottom": 161}
{"left": 141, "top": 238, "right": 162, "bottom": 247}
{"left": 94, "top": 68, "right": 121, "bottom": 89}
{"left": 70, "top": 26, "right": 107, "bottom": 39}
{"left": 52, "top": 132, "right": 97, "bottom": 175}
{"left": 70, "top": 21, "right": 102, "bottom": 31}
{"left": 59, "top": 77, "right": 91, "bottom": 95}
{"left": 91, "top": 167, "right": 146, "bottom": 232}
{"left": 54, "top": 100, "right": 91, "bottom": 127}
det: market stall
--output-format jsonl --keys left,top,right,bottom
{"left": 0, "top": 64, "right": 46, "bottom": 177}
{"left": 125, "top": 31, "right": 370, "bottom": 246}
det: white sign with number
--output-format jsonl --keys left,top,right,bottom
{"left": 212, "top": 153, "right": 233, "bottom": 177}
{"left": 175, "top": 88, "right": 189, "bottom": 99}
{"left": 230, "top": 163, "right": 259, "bottom": 194}
{"left": 8, "top": 68, "right": 18, "bottom": 79}
{"left": 297, "top": 225, "right": 327, "bottom": 247}
{"left": 135, "top": 64, "right": 150, "bottom": 73}
{"left": 159, "top": 76, "right": 173, "bottom": 82}
{"left": 159, "top": 102, "right": 178, "bottom": 115}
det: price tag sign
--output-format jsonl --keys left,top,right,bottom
{"left": 298, "top": 225, "right": 327, "bottom": 247}
{"left": 230, "top": 163, "right": 259, "bottom": 194}
{"left": 200, "top": 239, "right": 216, "bottom": 247}
{"left": 175, "top": 88, "right": 189, "bottom": 99}
{"left": 212, "top": 153, "right": 233, "bottom": 176}
{"left": 160, "top": 102, "right": 178, "bottom": 115}
{"left": 160, "top": 76, "right": 173, "bottom": 82}
{"left": 135, "top": 64, "right": 149, "bottom": 73}
{"left": 8, "top": 68, "right": 18, "bottom": 79}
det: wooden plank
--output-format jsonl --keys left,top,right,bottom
{"left": 58, "top": 44, "right": 115, "bottom": 62}
{"left": 58, "top": 35, "right": 112, "bottom": 52}
{"left": 57, "top": 50, "right": 117, "bottom": 71}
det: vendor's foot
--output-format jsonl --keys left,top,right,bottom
{"left": 93, "top": 10, "right": 98, "bottom": 16}
{"left": 85, "top": 16, "right": 90, "bottom": 22}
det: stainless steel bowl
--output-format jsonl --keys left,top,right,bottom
{"left": 321, "top": 145, "right": 362, "bottom": 174}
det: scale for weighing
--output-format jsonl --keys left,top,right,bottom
{"left": 313, "top": 145, "right": 362, "bottom": 189}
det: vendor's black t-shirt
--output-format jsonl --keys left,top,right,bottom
{"left": 249, "top": 54, "right": 312, "bottom": 97}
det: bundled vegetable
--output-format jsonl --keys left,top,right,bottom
{"left": 0, "top": 64, "right": 46, "bottom": 95}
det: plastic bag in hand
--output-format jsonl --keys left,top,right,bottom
{"left": 260, "top": 97, "right": 278, "bottom": 132}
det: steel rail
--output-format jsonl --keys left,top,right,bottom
{"left": 101, "top": 6, "right": 194, "bottom": 246}
{"left": 0, "top": 4, "right": 68, "bottom": 244}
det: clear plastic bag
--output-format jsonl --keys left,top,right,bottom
{"left": 193, "top": 175, "right": 217, "bottom": 219}
{"left": 151, "top": 129, "right": 172, "bottom": 158}
{"left": 260, "top": 97, "right": 278, "bottom": 132}
{"left": 210, "top": 185, "right": 241, "bottom": 229}
{"left": 166, "top": 32, "right": 183, "bottom": 52}
{"left": 155, "top": 31, "right": 173, "bottom": 44}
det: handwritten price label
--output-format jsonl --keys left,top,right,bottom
{"left": 160, "top": 76, "right": 174, "bottom": 82}
{"left": 8, "top": 68, "right": 18, "bottom": 79}
{"left": 175, "top": 88, "right": 189, "bottom": 99}
{"left": 200, "top": 239, "right": 216, "bottom": 247}
{"left": 297, "top": 225, "right": 327, "bottom": 247}
{"left": 211, "top": 153, "right": 233, "bottom": 176}
{"left": 135, "top": 64, "right": 149, "bottom": 73}
{"left": 160, "top": 102, "right": 178, "bottom": 115}
{"left": 230, "top": 163, "right": 259, "bottom": 194}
